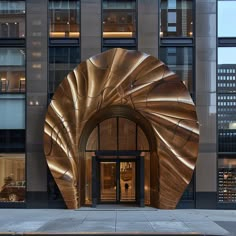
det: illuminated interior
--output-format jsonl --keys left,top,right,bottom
{"left": 85, "top": 117, "right": 150, "bottom": 205}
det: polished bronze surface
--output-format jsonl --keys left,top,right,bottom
{"left": 44, "top": 48, "right": 199, "bottom": 209}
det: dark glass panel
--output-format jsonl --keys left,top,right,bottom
{"left": 180, "top": 177, "right": 194, "bottom": 200}
{"left": 0, "top": 130, "right": 25, "bottom": 152}
{"left": 160, "top": 0, "right": 193, "bottom": 38}
{"left": 49, "top": 46, "right": 80, "bottom": 95}
{"left": 160, "top": 46, "right": 193, "bottom": 93}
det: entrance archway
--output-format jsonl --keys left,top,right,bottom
{"left": 78, "top": 105, "right": 157, "bottom": 208}
{"left": 44, "top": 48, "right": 199, "bottom": 209}
{"left": 81, "top": 112, "right": 152, "bottom": 207}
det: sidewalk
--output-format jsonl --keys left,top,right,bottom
{"left": 0, "top": 207, "right": 235, "bottom": 235}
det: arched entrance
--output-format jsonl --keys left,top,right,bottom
{"left": 84, "top": 117, "right": 150, "bottom": 207}
{"left": 78, "top": 105, "right": 156, "bottom": 207}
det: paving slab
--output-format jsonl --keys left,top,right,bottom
{"left": 0, "top": 208, "right": 235, "bottom": 235}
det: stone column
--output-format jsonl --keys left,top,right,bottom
{"left": 26, "top": 0, "right": 48, "bottom": 207}
{"left": 195, "top": 0, "right": 217, "bottom": 208}
{"left": 81, "top": 0, "right": 102, "bottom": 61}
{"left": 137, "top": 0, "right": 159, "bottom": 57}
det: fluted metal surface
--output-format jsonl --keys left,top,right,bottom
{"left": 44, "top": 48, "right": 199, "bottom": 209}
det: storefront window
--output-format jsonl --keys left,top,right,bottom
{"left": 0, "top": 1, "right": 25, "bottom": 38}
{"left": 160, "top": 0, "right": 193, "bottom": 38}
{"left": 218, "top": 158, "right": 236, "bottom": 203}
{"left": 103, "top": 0, "right": 136, "bottom": 38}
{"left": 0, "top": 48, "right": 25, "bottom": 93}
{"left": 0, "top": 154, "right": 25, "bottom": 202}
{"left": 84, "top": 117, "right": 151, "bottom": 205}
{"left": 159, "top": 46, "right": 193, "bottom": 93}
{"left": 49, "top": 0, "right": 80, "bottom": 38}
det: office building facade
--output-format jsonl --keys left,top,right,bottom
{"left": 0, "top": 0, "right": 235, "bottom": 209}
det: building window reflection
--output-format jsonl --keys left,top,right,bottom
{"left": 159, "top": 46, "right": 193, "bottom": 94}
{"left": 49, "top": 46, "right": 80, "bottom": 96}
{"left": 0, "top": 154, "right": 25, "bottom": 202}
{"left": 49, "top": 0, "right": 80, "bottom": 38}
{"left": 217, "top": 48, "right": 236, "bottom": 153}
{"left": 102, "top": 0, "right": 136, "bottom": 38}
{"left": 160, "top": 0, "right": 193, "bottom": 38}
{"left": 0, "top": 48, "right": 25, "bottom": 93}
{"left": 0, "top": 1, "right": 25, "bottom": 38}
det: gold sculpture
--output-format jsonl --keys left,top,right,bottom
{"left": 44, "top": 48, "right": 199, "bottom": 209}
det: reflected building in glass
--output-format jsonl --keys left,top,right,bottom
{"left": 0, "top": 0, "right": 234, "bottom": 209}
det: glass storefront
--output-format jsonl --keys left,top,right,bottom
{"left": 102, "top": 0, "right": 136, "bottom": 38}
{"left": 160, "top": 0, "right": 193, "bottom": 38}
{"left": 49, "top": 0, "right": 80, "bottom": 38}
{"left": 0, "top": 1, "right": 25, "bottom": 38}
{"left": 85, "top": 117, "right": 150, "bottom": 206}
{"left": 0, "top": 154, "right": 25, "bottom": 202}
{"left": 218, "top": 157, "right": 236, "bottom": 203}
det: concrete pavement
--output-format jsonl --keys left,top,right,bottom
{"left": 0, "top": 207, "right": 235, "bottom": 235}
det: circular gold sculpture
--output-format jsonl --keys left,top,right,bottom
{"left": 44, "top": 48, "right": 199, "bottom": 209}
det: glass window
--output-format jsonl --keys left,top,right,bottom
{"left": 0, "top": 154, "right": 25, "bottom": 202}
{"left": 218, "top": 1, "right": 236, "bottom": 37}
{"left": 218, "top": 157, "right": 236, "bottom": 203}
{"left": 100, "top": 118, "right": 117, "bottom": 150}
{"left": 0, "top": 94, "right": 25, "bottom": 130}
{"left": 49, "top": 46, "right": 80, "bottom": 96}
{"left": 160, "top": 0, "right": 193, "bottom": 37}
{"left": 0, "top": 1, "right": 25, "bottom": 38}
{"left": 49, "top": 0, "right": 80, "bottom": 38}
{"left": 0, "top": 48, "right": 25, "bottom": 93}
{"left": 159, "top": 46, "right": 193, "bottom": 93}
{"left": 103, "top": 0, "right": 136, "bottom": 38}
{"left": 118, "top": 118, "right": 136, "bottom": 150}
{"left": 217, "top": 48, "right": 236, "bottom": 152}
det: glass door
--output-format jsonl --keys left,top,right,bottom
{"left": 120, "top": 161, "right": 136, "bottom": 202}
{"left": 98, "top": 159, "right": 137, "bottom": 203}
{"left": 100, "top": 162, "right": 117, "bottom": 202}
